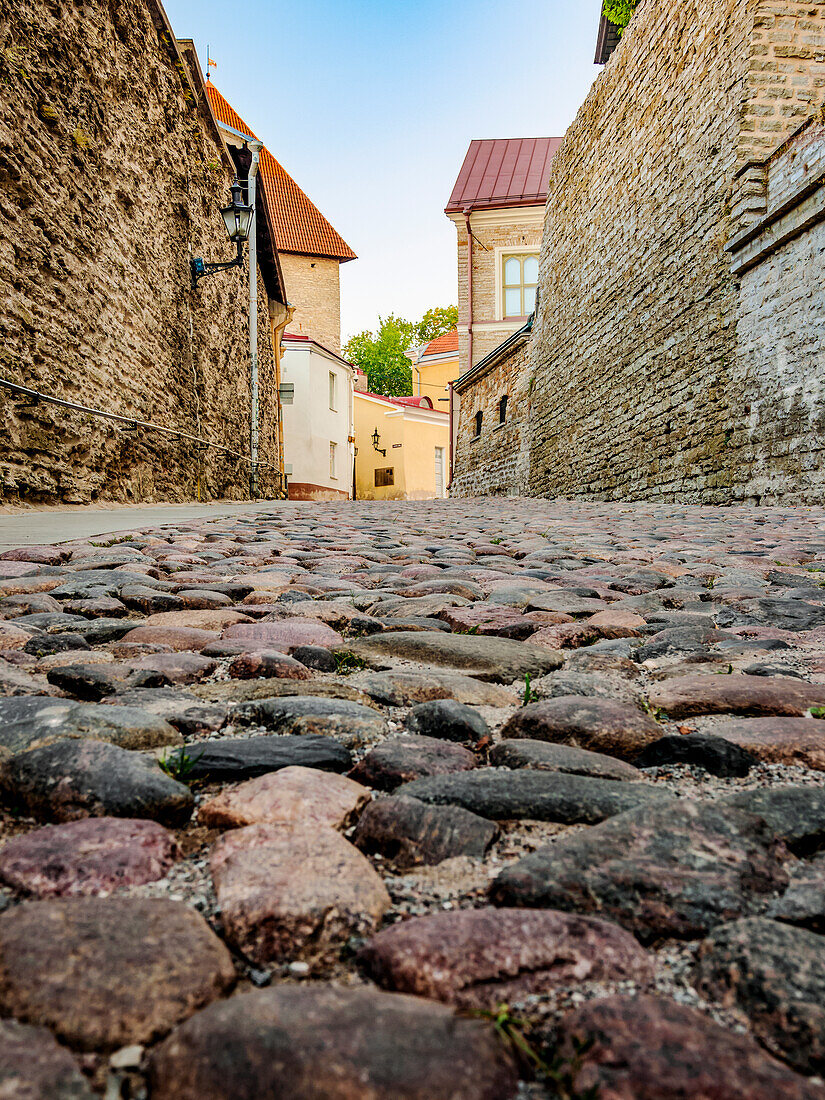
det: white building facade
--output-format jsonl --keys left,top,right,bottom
{"left": 280, "top": 334, "right": 354, "bottom": 499}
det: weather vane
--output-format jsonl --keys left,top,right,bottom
{"left": 206, "top": 46, "right": 217, "bottom": 80}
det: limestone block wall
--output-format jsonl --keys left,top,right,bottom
{"left": 727, "top": 115, "right": 825, "bottom": 501}
{"left": 0, "top": 0, "right": 280, "bottom": 504}
{"left": 451, "top": 339, "right": 531, "bottom": 498}
{"left": 526, "top": 0, "right": 825, "bottom": 504}
{"left": 279, "top": 254, "right": 342, "bottom": 353}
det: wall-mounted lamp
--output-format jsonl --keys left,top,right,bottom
{"left": 191, "top": 178, "right": 254, "bottom": 289}
{"left": 371, "top": 428, "right": 386, "bottom": 457}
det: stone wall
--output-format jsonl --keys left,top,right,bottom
{"left": 727, "top": 114, "right": 825, "bottom": 501}
{"left": 523, "top": 0, "right": 825, "bottom": 504}
{"left": 451, "top": 337, "right": 531, "bottom": 497}
{"left": 279, "top": 253, "right": 342, "bottom": 352}
{"left": 0, "top": 0, "right": 281, "bottom": 504}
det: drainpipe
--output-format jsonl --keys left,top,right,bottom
{"left": 248, "top": 141, "right": 262, "bottom": 498}
{"left": 270, "top": 304, "right": 295, "bottom": 499}
{"left": 464, "top": 208, "right": 474, "bottom": 371}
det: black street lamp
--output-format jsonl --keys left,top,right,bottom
{"left": 190, "top": 179, "right": 254, "bottom": 289}
{"left": 371, "top": 428, "right": 386, "bottom": 457}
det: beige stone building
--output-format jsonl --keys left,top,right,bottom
{"left": 445, "top": 138, "right": 561, "bottom": 380}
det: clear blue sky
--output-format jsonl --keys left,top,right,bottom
{"left": 162, "top": 0, "right": 602, "bottom": 342}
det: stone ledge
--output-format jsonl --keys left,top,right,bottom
{"left": 727, "top": 167, "right": 825, "bottom": 274}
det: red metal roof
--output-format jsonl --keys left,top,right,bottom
{"left": 392, "top": 395, "right": 434, "bottom": 408}
{"left": 445, "top": 138, "right": 563, "bottom": 214}
{"left": 205, "top": 82, "right": 356, "bottom": 262}
{"left": 420, "top": 330, "right": 459, "bottom": 358}
{"left": 357, "top": 391, "right": 446, "bottom": 414}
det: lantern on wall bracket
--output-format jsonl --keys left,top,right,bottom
{"left": 371, "top": 428, "right": 386, "bottom": 457}
{"left": 190, "top": 178, "right": 254, "bottom": 289}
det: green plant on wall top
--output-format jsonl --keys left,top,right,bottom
{"left": 603, "top": 0, "right": 639, "bottom": 31}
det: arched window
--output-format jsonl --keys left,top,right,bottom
{"left": 499, "top": 395, "right": 508, "bottom": 424}
{"left": 474, "top": 410, "right": 483, "bottom": 437}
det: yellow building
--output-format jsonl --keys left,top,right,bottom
{"left": 354, "top": 387, "right": 450, "bottom": 500}
{"left": 413, "top": 329, "right": 459, "bottom": 409}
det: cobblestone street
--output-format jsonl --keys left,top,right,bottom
{"left": 3, "top": 498, "right": 825, "bottom": 1097}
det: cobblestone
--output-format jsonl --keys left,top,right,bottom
{"left": 1, "top": 498, "right": 825, "bottom": 1096}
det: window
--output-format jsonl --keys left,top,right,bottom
{"left": 375, "top": 467, "right": 394, "bottom": 487}
{"left": 329, "top": 441, "right": 337, "bottom": 478}
{"left": 474, "top": 411, "right": 483, "bottom": 437}
{"left": 502, "top": 253, "right": 539, "bottom": 318}
{"left": 499, "top": 395, "right": 508, "bottom": 424}
{"left": 328, "top": 371, "right": 337, "bottom": 410}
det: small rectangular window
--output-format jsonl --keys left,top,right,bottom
{"left": 329, "top": 372, "right": 337, "bottom": 410}
{"left": 329, "top": 441, "right": 337, "bottom": 478}
{"left": 375, "top": 467, "right": 394, "bottom": 487}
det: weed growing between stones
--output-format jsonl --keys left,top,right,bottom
{"left": 158, "top": 747, "right": 205, "bottom": 784}
{"left": 522, "top": 674, "right": 539, "bottom": 706}
{"left": 641, "top": 698, "right": 664, "bottom": 722}
{"left": 333, "top": 651, "right": 369, "bottom": 675}
{"left": 469, "top": 1004, "right": 600, "bottom": 1099}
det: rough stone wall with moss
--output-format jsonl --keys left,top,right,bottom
{"left": 0, "top": 0, "right": 280, "bottom": 504}
{"left": 525, "top": 0, "right": 825, "bottom": 503}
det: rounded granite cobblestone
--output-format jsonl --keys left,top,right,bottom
{"left": 2, "top": 499, "right": 825, "bottom": 1096}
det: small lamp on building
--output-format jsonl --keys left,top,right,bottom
{"left": 190, "top": 179, "right": 254, "bottom": 289}
{"left": 371, "top": 428, "right": 386, "bottom": 457}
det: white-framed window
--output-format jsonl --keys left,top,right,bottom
{"left": 329, "top": 371, "right": 337, "bottom": 410}
{"left": 329, "top": 441, "right": 337, "bottom": 478}
{"left": 502, "top": 253, "right": 539, "bottom": 319}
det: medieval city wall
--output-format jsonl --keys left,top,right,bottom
{"left": 0, "top": 0, "right": 280, "bottom": 504}
{"left": 526, "top": 0, "right": 825, "bottom": 504}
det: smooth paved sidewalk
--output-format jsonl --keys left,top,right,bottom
{"left": 0, "top": 501, "right": 286, "bottom": 552}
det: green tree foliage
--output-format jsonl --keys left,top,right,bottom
{"left": 603, "top": 0, "right": 639, "bottom": 30}
{"left": 345, "top": 317, "right": 413, "bottom": 397}
{"left": 416, "top": 305, "right": 459, "bottom": 345}
{"left": 344, "top": 306, "right": 458, "bottom": 397}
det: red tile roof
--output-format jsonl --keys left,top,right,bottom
{"left": 445, "top": 138, "right": 563, "bottom": 214}
{"left": 205, "top": 82, "right": 356, "bottom": 262}
{"left": 421, "top": 330, "right": 459, "bottom": 358}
